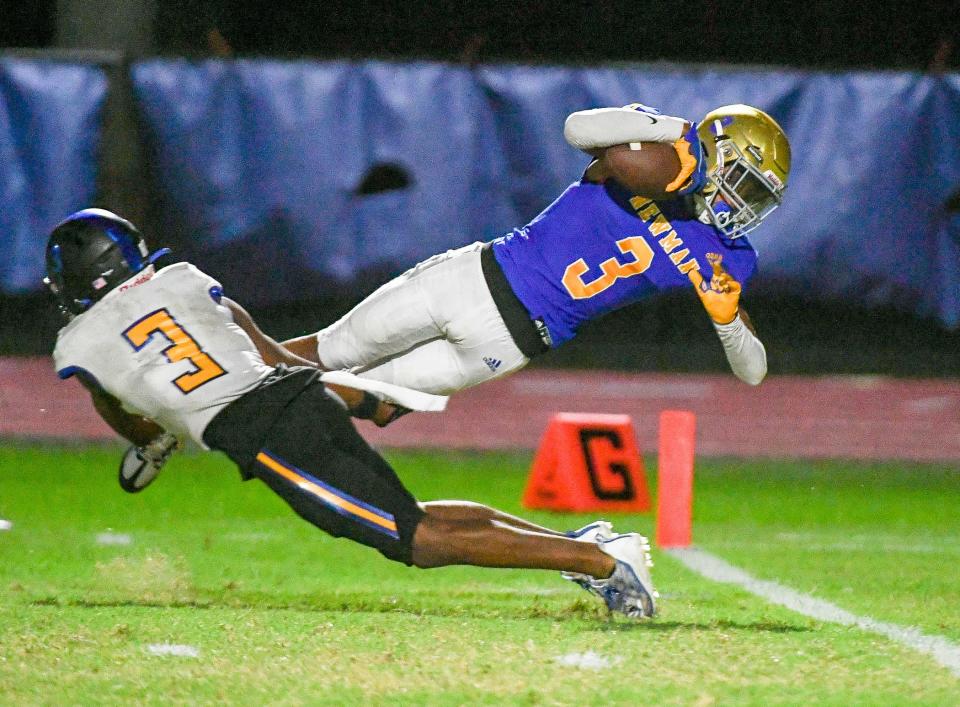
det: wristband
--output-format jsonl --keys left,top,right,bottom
{"left": 713, "top": 315, "right": 767, "bottom": 386}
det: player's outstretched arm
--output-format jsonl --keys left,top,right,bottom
{"left": 223, "top": 298, "right": 409, "bottom": 426}
{"left": 688, "top": 254, "right": 767, "bottom": 386}
{"left": 564, "top": 105, "right": 689, "bottom": 152}
{"left": 571, "top": 114, "right": 706, "bottom": 199}
{"left": 279, "top": 333, "right": 322, "bottom": 366}
{"left": 222, "top": 298, "right": 319, "bottom": 368}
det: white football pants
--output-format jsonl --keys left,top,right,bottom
{"left": 315, "top": 242, "right": 529, "bottom": 396}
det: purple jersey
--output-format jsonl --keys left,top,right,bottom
{"left": 491, "top": 178, "right": 758, "bottom": 347}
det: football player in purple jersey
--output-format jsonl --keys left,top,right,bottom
{"left": 284, "top": 103, "right": 790, "bottom": 407}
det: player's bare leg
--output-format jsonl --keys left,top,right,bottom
{"left": 419, "top": 500, "right": 572, "bottom": 537}
{"left": 410, "top": 502, "right": 613, "bottom": 575}
{"left": 411, "top": 502, "right": 658, "bottom": 617}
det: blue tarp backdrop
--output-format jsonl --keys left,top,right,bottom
{"left": 0, "top": 59, "right": 107, "bottom": 294}
{"left": 5, "top": 58, "right": 960, "bottom": 327}
{"left": 131, "top": 60, "right": 960, "bottom": 324}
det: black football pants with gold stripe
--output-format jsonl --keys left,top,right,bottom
{"left": 204, "top": 367, "right": 425, "bottom": 564}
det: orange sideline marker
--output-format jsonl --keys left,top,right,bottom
{"left": 522, "top": 412, "right": 650, "bottom": 513}
{"left": 656, "top": 410, "right": 696, "bottom": 547}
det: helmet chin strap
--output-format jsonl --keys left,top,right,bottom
{"left": 694, "top": 194, "right": 714, "bottom": 226}
{"left": 146, "top": 247, "right": 171, "bottom": 265}
{"left": 694, "top": 185, "right": 734, "bottom": 230}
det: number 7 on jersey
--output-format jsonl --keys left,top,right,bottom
{"left": 122, "top": 308, "right": 227, "bottom": 393}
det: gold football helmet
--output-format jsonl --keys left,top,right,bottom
{"left": 695, "top": 104, "right": 791, "bottom": 239}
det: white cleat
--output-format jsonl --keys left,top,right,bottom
{"left": 560, "top": 520, "right": 614, "bottom": 589}
{"left": 565, "top": 520, "right": 614, "bottom": 542}
{"left": 593, "top": 533, "right": 658, "bottom": 618}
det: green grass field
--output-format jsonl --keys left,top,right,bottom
{"left": 1, "top": 443, "right": 959, "bottom": 705}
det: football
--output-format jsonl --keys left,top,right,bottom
{"left": 601, "top": 141, "right": 682, "bottom": 201}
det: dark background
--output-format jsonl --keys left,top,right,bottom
{"left": 3, "top": 1, "right": 958, "bottom": 71}
{"left": 2, "top": 1, "right": 959, "bottom": 375}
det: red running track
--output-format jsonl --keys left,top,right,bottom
{"left": 3, "top": 357, "right": 959, "bottom": 462}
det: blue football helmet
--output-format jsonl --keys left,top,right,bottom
{"left": 44, "top": 208, "right": 169, "bottom": 317}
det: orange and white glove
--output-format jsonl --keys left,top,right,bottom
{"left": 688, "top": 254, "right": 767, "bottom": 385}
{"left": 687, "top": 253, "right": 741, "bottom": 324}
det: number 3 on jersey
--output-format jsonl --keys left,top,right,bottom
{"left": 562, "top": 236, "right": 655, "bottom": 300}
{"left": 122, "top": 308, "right": 226, "bottom": 393}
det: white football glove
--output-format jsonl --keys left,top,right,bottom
{"left": 119, "top": 432, "right": 179, "bottom": 493}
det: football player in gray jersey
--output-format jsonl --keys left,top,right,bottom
{"left": 46, "top": 208, "right": 659, "bottom": 619}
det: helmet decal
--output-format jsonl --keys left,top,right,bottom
{"left": 764, "top": 170, "right": 784, "bottom": 190}
{"left": 710, "top": 116, "right": 734, "bottom": 134}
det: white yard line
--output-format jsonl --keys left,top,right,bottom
{"left": 723, "top": 538, "right": 960, "bottom": 556}
{"left": 667, "top": 547, "right": 960, "bottom": 678}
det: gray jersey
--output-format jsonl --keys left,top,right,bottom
{"left": 53, "top": 262, "right": 273, "bottom": 447}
